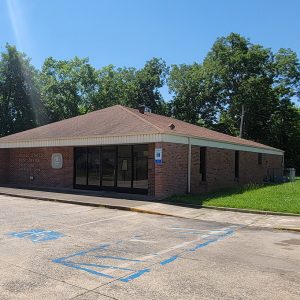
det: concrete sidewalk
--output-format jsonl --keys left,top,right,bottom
{"left": 0, "top": 186, "right": 299, "bottom": 231}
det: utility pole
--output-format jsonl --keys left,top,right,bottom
{"left": 239, "top": 104, "right": 245, "bottom": 138}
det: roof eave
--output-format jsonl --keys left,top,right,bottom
{"left": 0, "top": 132, "right": 284, "bottom": 156}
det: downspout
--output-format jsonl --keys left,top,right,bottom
{"left": 188, "top": 137, "right": 191, "bottom": 193}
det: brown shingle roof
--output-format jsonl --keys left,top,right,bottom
{"left": 0, "top": 105, "right": 280, "bottom": 151}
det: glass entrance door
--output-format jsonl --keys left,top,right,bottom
{"left": 87, "top": 147, "right": 100, "bottom": 187}
{"left": 74, "top": 145, "right": 148, "bottom": 194}
{"left": 101, "top": 146, "right": 116, "bottom": 188}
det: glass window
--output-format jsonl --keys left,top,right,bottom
{"left": 235, "top": 151, "right": 240, "bottom": 178}
{"left": 258, "top": 153, "right": 262, "bottom": 165}
{"left": 117, "top": 146, "right": 132, "bottom": 188}
{"left": 133, "top": 145, "right": 148, "bottom": 189}
{"left": 88, "top": 147, "right": 100, "bottom": 186}
{"left": 74, "top": 145, "right": 148, "bottom": 193}
{"left": 101, "top": 146, "right": 117, "bottom": 187}
{"left": 199, "top": 147, "right": 207, "bottom": 181}
{"left": 75, "top": 148, "right": 87, "bottom": 185}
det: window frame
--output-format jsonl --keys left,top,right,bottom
{"left": 235, "top": 150, "right": 240, "bottom": 179}
{"left": 258, "top": 153, "right": 262, "bottom": 165}
{"left": 199, "top": 147, "right": 207, "bottom": 182}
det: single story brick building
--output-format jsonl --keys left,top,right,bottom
{"left": 0, "top": 105, "right": 284, "bottom": 198}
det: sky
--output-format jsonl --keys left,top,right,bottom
{"left": 1, "top": 0, "right": 300, "bottom": 100}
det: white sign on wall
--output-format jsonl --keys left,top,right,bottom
{"left": 51, "top": 153, "right": 63, "bottom": 169}
{"left": 155, "top": 148, "right": 162, "bottom": 165}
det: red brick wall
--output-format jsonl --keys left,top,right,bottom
{"left": 239, "top": 151, "right": 283, "bottom": 184}
{"left": 2, "top": 144, "right": 283, "bottom": 198}
{"left": 0, "top": 149, "right": 9, "bottom": 183}
{"left": 151, "top": 142, "right": 188, "bottom": 198}
{"left": 207, "top": 148, "right": 237, "bottom": 190}
{"left": 150, "top": 143, "right": 284, "bottom": 198}
{"left": 8, "top": 147, "right": 73, "bottom": 188}
{"left": 191, "top": 146, "right": 283, "bottom": 194}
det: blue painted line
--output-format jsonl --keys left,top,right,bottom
{"left": 189, "top": 229, "right": 235, "bottom": 252}
{"left": 55, "top": 260, "right": 115, "bottom": 279}
{"left": 52, "top": 227, "right": 237, "bottom": 284}
{"left": 189, "top": 239, "right": 217, "bottom": 251}
{"left": 159, "top": 255, "right": 179, "bottom": 266}
{"left": 54, "top": 244, "right": 111, "bottom": 261}
{"left": 93, "top": 255, "right": 145, "bottom": 262}
{"left": 70, "top": 262, "right": 134, "bottom": 271}
{"left": 120, "top": 268, "right": 151, "bottom": 282}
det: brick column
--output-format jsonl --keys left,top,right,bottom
{"left": 153, "top": 142, "right": 188, "bottom": 198}
{"left": 0, "top": 149, "right": 9, "bottom": 183}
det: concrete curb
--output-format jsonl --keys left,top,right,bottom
{"left": 163, "top": 201, "right": 300, "bottom": 217}
{"left": 1, "top": 191, "right": 299, "bottom": 232}
{"left": 201, "top": 205, "right": 300, "bottom": 217}
{"left": 0, "top": 192, "right": 177, "bottom": 218}
{"left": 273, "top": 227, "right": 300, "bottom": 233}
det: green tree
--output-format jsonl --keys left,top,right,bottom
{"left": 201, "top": 33, "right": 277, "bottom": 139}
{"left": 40, "top": 56, "right": 98, "bottom": 122}
{"left": 169, "top": 63, "right": 220, "bottom": 125}
{"left": 168, "top": 33, "right": 300, "bottom": 170}
{"left": 134, "top": 58, "right": 169, "bottom": 114}
{"left": 92, "top": 58, "right": 169, "bottom": 114}
{"left": 0, "top": 44, "right": 45, "bottom": 137}
{"left": 91, "top": 65, "right": 137, "bottom": 110}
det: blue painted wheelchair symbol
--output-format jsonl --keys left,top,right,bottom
{"left": 8, "top": 229, "right": 64, "bottom": 243}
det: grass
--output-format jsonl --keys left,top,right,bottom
{"left": 169, "top": 177, "right": 300, "bottom": 214}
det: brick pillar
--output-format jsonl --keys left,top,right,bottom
{"left": 0, "top": 149, "right": 9, "bottom": 183}
{"left": 153, "top": 142, "right": 188, "bottom": 198}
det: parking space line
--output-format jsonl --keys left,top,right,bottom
{"left": 52, "top": 225, "right": 239, "bottom": 284}
{"left": 69, "top": 212, "right": 136, "bottom": 228}
{"left": 93, "top": 255, "right": 146, "bottom": 262}
{"left": 129, "top": 239, "right": 157, "bottom": 243}
{"left": 159, "top": 255, "right": 179, "bottom": 266}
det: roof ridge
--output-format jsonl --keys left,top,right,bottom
{"left": 118, "top": 105, "right": 163, "bottom": 133}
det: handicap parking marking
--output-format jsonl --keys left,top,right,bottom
{"left": 52, "top": 225, "right": 239, "bottom": 283}
{"left": 52, "top": 242, "right": 152, "bottom": 281}
{"left": 7, "top": 228, "right": 64, "bottom": 243}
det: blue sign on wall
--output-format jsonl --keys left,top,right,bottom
{"left": 155, "top": 148, "right": 162, "bottom": 164}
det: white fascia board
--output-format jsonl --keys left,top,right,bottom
{"left": 0, "top": 133, "right": 162, "bottom": 149}
{"left": 0, "top": 132, "right": 283, "bottom": 156}
{"left": 161, "top": 134, "right": 284, "bottom": 156}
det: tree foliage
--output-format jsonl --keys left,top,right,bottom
{"left": 169, "top": 33, "right": 300, "bottom": 170}
{"left": 91, "top": 58, "right": 169, "bottom": 114}
{"left": 40, "top": 57, "right": 168, "bottom": 121}
{"left": 0, "top": 44, "right": 45, "bottom": 137}
{"left": 40, "top": 56, "right": 98, "bottom": 122}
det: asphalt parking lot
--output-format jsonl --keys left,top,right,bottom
{"left": 0, "top": 195, "right": 299, "bottom": 300}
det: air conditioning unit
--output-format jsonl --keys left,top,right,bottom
{"left": 284, "top": 168, "right": 296, "bottom": 182}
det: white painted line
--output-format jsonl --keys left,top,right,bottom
{"left": 69, "top": 212, "right": 136, "bottom": 228}
{"left": 129, "top": 239, "right": 157, "bottom": 244}
{"left": 168, "top": 227, "right": 217, "bottom": 232}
